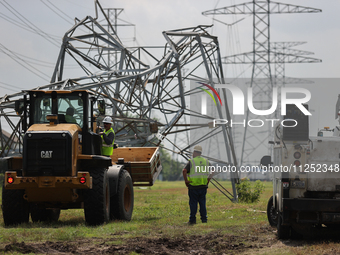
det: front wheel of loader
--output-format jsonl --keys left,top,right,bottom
{"left": 110, "top": 169, "right": 134, "bottom": 221}
{"left": 84, "top": 168, "right": 110, "bottom": 226}
{"left": 2, "top": 183, "right": 29, "bottom": 226}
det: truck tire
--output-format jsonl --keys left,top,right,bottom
{"left": 84, "top": 168, "right": 110, "bottom": 226}
{"left": 2, "top": 184, "right": 29, "bottom": 226}
{"left": 267, "top": 196, "right": 278, "bottom": 227}
{"left": 31, "top": 205, "right": 60, "bottom": 222}
{"left": 277, "top": 213, "right": 290, "bottom": 239}
{"left": 290, "top": 226, "right": 303, "bottom": 240}
{"left": 110, "top": 169, "right": 134, "bottom": 221}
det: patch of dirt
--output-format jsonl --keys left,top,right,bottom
{"left": 0, "top": 228, "right": 277, "bottom": 255}
{"left": 3, "top": 241, "right": 77, "bottom": 254}
{"left": 4, "top": 242, "right": 36, "bottom": 254}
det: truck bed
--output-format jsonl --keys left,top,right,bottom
{"left": 110, "top": 147, "right": 162, "bottom": 186}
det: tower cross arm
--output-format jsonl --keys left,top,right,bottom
{"left": 221, "top": 51, "right": 322, "bottom": 64}
{"left": 221, "top": 52, "right": 254, "bottom": 64}
{"left": 202, "top": 1, "right": 321, "bottom": 16}
{"left": 270, "top": 1, "right": 321, "bottom": 14}
{"left": 202, "top": 2, "right": 254, "bottom": 16}
{"left": 270, "top": 53, "right": 321, "bottom": 64}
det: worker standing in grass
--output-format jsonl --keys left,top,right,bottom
{"left": 182, "top": 145, "right": 211, "bottom": 224}
{"left": 99, "top": 116, "right": 115, "bottom": 156}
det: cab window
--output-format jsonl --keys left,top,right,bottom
{"left": 33, "top": 94, "right": 84, "bottom": 127}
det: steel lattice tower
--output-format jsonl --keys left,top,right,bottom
{"left": 203, "top": 1, "right": 321, "bottom": 165}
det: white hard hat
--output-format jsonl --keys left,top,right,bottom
{"left": 103, "top": 116, "right": 113, "bottom": 124}
{"left": 193, "top": 145, "right": 202, "bottom": 153}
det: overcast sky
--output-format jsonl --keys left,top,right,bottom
{"left": 0, "top": 0, "right": 338, "bottom": 97}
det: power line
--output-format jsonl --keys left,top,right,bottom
{"left": 0, "top": 44, "right": 78, "bottom": 69}
{"left": 59, "top": 0, "right": 92, "bottom": 11}
{"left": 40, "top": 0, "right": 89, "bottom": 35}
{"left": 40, "top": 0, "right": 74, "bottom": 25}
{"left": 0, "top": 45, "right": 54, "bottom": 67}
{"left": 0, "top": 0, "right": 60, "bottom": 47}
{"left": 0, "top": 43, "right": 50, "bottom": 82}
{"left": 0, "top": 12, "right": 59, "bottom": 40}
{"left": 0, "top": 82, "right": 22, "bottom": 93}
{"left": 0, "top": 81, "right": 25, "bottom": 90}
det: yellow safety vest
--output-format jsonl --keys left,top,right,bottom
{"left": 187, "top": 156, "right": 209, "bottom": 186}
{"left": 101, "top": 128, "right": 115, "bottom": 156}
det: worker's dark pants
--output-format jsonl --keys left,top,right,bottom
{"left": 188, "top": 188, "right": 207, "bottom": 223}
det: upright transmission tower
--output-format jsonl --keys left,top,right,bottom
{"left": 203, "top": 1, "right": 321, "bottom": 165}
{"left": 250, "top": 41, "right": 320, "bottom": 119}
{"left": 102, "top": 8, "right": 136, "bottom": 67}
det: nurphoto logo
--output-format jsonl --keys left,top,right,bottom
{"left": 197, "top": 82, "right": 312, "bottom": 128}
{"left": 197, "top": 82, "right": 222, "bottom": 115}
{"left": 198, "top": 83, "right": 311, "bottom": 116}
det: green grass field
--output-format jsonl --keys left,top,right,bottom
{"left": 1, "top": 181, "right": 340, "bottom": 254}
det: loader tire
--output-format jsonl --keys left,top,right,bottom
{"left": 110, "top": 169, "right": 134, "bottom": 221}
{"left": 267, "top": 196, "right": 278, "bottom": 227}
{"left": 48, "top": 208, "right": 61, "bottom": 222}
{"left": 2, "top": 184, "right": 29, "bottom": 226}
{"left": 31, "top": 205, "right": 60, "bottom": 222}
{"left": 84, "top": 168, "right": 110, "bottom": 226}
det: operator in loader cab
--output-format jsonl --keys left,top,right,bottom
{"left": 65, "top": 107, "right": 77, "bottom": 123}
{"left": 99, "top": 116, "right": 115, "bottom": 156}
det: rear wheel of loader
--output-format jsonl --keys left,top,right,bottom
{"left": 84, "top": 168, "right": 110, "bottom": 226}
{"left": 110, "top": 169, "right": 134, "bottom": 221}
{"left": 267, "top": 196, "right": 278, "bottom": 227}
{"left": 31, "top": 205, "right": 60, "bottom": 222}
{"left": 2, "top": 184, "right": 29, "bottom": 226}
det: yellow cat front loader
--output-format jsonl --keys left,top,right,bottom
{"left": 1, "top": 90, "right": 161, "bottom": 226}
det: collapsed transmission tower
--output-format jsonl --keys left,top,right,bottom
{"left": 203, "top": 0, "right": 321, "bottom": 165}
{"left": 0, "top": 1, "right": 239, "bottom": 200}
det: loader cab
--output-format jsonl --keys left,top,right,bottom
{"left": 28, "top": 90, "right": 89, "bottom": 129}
{"left": 21, "top": 90, "right": 103, "bottom": 155}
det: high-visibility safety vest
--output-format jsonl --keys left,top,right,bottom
{"left": 187, "top": 156, "right": 210, "bottom": 186}
{"left": 65, "top": 115, "right": 76, "bottom": 123}
{"left": 101, "top": 128, "right": 115, "bottom": 156}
